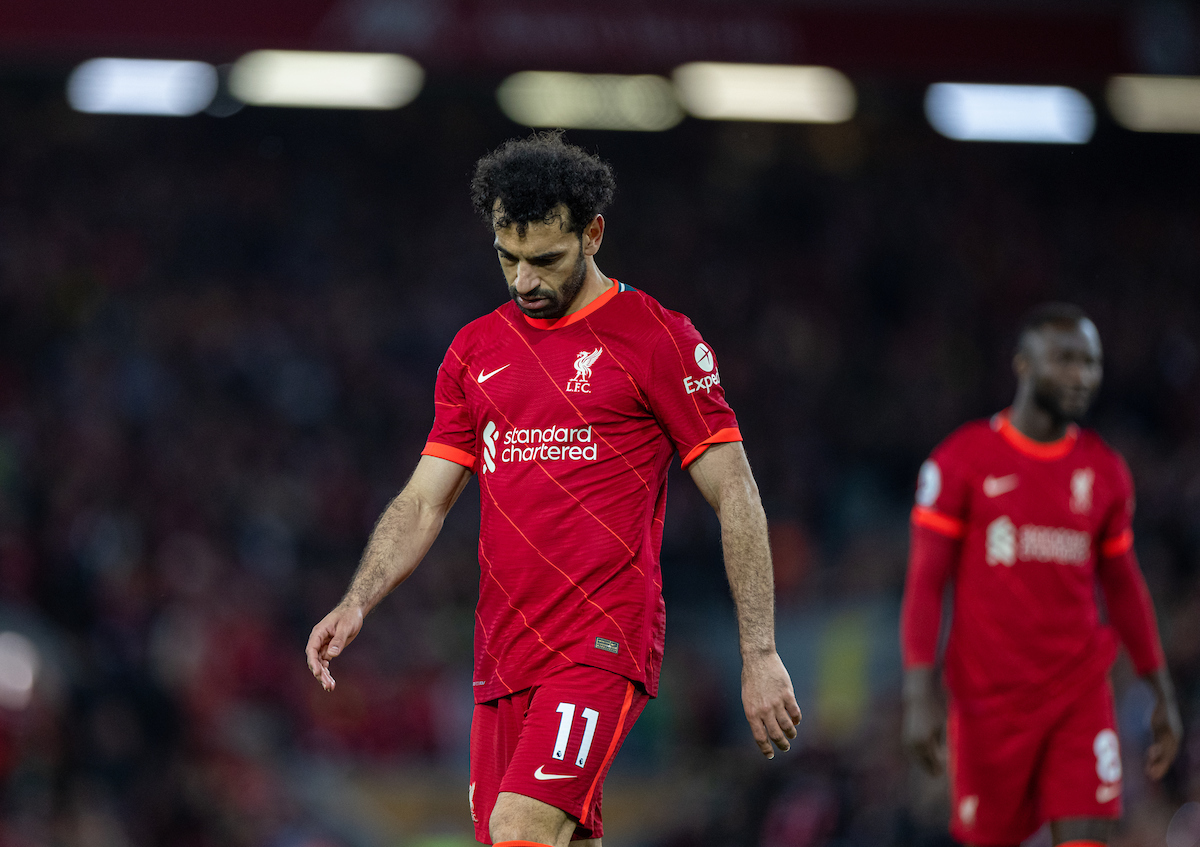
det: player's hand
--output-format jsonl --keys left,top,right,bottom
{"left": 1145, "top": 680, "right": 1183, "bottom": 780}
{"left": 305, "top": 605, "right": 364, "bottom": 692}
{"left": 741, "top": 650, "right": 802, "bottom": 759}
{"left": 902, "top": 667, "right": 946, "bottom": 776}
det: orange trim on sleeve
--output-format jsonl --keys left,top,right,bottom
{"left": 523, "top": 279, "right": 620, "bottom": 330}
{"left": 421, "top": 441, "right": 477, "bottom": 472}
{"left": 1101, "top": 528, "right": 1134, "bottom": 558}
{"left": 680, "top": 427, "right": 743, "bottom": 469}
{"left": 578, "top": 681, "right": 635, "bottom": 826}
{"left": 911, "top": 506, "right": 967, "bottom": 540}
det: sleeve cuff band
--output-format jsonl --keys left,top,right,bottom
{"left": 422, "top": 441, "right": 477, "bottom": 472}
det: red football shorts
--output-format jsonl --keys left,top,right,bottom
{"left": 468, "top": 663, "right": 649, "bottom": 844}
{"left": 948, "top": 678, "right": 1122, "bottom": 846}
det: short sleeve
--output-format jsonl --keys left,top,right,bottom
{"left": 643, "top": 313, "right": 740, "bottom": 468}
{"left": 1099, "top": 456, "right": 1135, "bottom": 558}
{"left": 421, "top": 339, "right": 478, "bottom": 472}
{"left": 910, "top": 435, "right": 972, "bottom": 540}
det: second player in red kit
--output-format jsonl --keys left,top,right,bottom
{"left": 901, "top": 304, "right": 1182, "bottom": 847}
{"left": 306, "top": 134, "right": 802, "bottom": 847}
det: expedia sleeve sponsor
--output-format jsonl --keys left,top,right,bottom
{"left": 683, "top": 371, "right": 722, "bottom": 395}
{"left": 639, "top": 312, "right": 740, "bottom": 463}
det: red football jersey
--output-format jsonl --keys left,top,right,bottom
{"left": 901, "top": 411, "right": 1163, "bottom": 709}
{"left": 423, "top": 281, "right": 740, "bottom": 703}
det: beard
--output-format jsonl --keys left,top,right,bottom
{"left": 509, "top": 247, "right": 587, "bottom": 320}
{"left": 1032, "top": 379, "right": 1092, "bottom": 425}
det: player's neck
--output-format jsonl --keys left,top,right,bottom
{"left": 1008, "top": 401, "right": 1070, "bottom": 443}
{"left": 562, "top": 262, "right": 612, "bottom": 317}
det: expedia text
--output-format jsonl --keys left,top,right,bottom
{"left": 684, "top": 372, "right": 721, "bottom": 395}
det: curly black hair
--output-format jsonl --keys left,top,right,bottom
{"left": 470, "top": 131, "right": 616, "bottom": 236}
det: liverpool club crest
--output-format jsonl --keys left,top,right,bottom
{"left": 567, "top": 348, "right": 603, "bottom": 393}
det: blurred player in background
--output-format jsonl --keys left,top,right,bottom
{"left": 900, "top": 302, "right": 1182, "bottom": 847}
{"left": 305, "top": 133, "right": 801, "bottom": 847}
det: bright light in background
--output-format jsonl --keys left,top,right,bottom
{"left": 673, "top": 63, "right": 856, "bottom": 123}
{"left": 496, "top": 72, "right": 683, "bottom": 132}
{"left": 67, "top": 58, "right": 217, "bottom": 116}
{"left": 230, "top": 51, "right": 424, "bottom": 109}
{"left": 0, "top": 632, "right": 39, "bottom": 710}
{"left": 1108, "top": 75, "right": 1200, "bottom": 133}
{"left": 925, "top": 83, "right": 1095, "bottom": 144}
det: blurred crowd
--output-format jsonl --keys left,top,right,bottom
{"left": 0, "top": 78, "right": 1197, "bottom": 847}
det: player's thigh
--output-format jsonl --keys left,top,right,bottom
{"left": 1039, "top": 680, "right": 1122, "bottom": 824}
{"left": 948, "top": 702, "right": 1042, "bottom": 846}
{"left": 499, "top": 664, "right": 648, "bottom": 839}
{"left": 472, "top": 689, "right": 555, "bottom": 843}
{"left": 490, "top": 791, "right": 580, "bottom": 847}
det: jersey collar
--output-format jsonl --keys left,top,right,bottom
{"left": 522, "top": 279, "right": 620, "bottom": 330}
{"left": 992, "top": 409, "right": 1079, "bottom": 460}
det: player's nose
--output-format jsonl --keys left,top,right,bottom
{"left": 513, "top": 262, "right": 541, "bottom": 293}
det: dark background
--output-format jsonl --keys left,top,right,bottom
{"left": 0, "top": 2, "right": 1198, "bottom": 845}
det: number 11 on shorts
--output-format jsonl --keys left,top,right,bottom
{"left": 553, "top": 702, "right": 600, "bottom": 767}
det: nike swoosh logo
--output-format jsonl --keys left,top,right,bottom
{"left": 477, "top": 364, "right": 510, "bottom": 384}
{"left": 533, "top": 766, "right": 577, "bottom": 781}
{"left": 983, "top": 474, "right": 1019, "bottom": 497}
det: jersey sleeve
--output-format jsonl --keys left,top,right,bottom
{"left": 901, "top": 434, "right": 972, "bottom": 668}
{"left": 421, "top": 337, "right": 477, "bottom": 472}
{"left": 901, "top": 525, "right": 960, "bottom": 668}
{"left": 909, "top": 436, "right": 972, "bottom": 541}
{"left": 643, "top": 312, "right": 741, "bottom": 468}
{"left": 1096, "top": 457, "right": 1164, "bottom": 675}
{"left": 1098, "top": 455, "right": 1135, "bottom": 558}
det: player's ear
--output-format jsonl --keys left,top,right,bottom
{"left": 581, "top": 214, "right": 604, "bottom": 256}
{"left": 1013, "top": 349, "right": 1030, "bottom": 380}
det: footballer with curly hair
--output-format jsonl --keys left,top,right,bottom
{"left": 306, "top": 132, "right": 802, "bottom": 846}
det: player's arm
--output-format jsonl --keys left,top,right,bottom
{"left": 900, "top": 449, "right": 967, "bottom": 777}
{"left": 900, "top": 521, "right": 959, "bottom": 776}
{"left": 1096, "top": 543, "right": 1182, "bottom": 779}
{"left": 305, "top": 455, "right": 472, "bottom": 692}
{"left": 687, "top": 440, "right": 802, "bottom": 759}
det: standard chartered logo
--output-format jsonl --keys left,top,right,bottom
{"left": 482, "top": 421, "right": 498, "bottom": 473}
{"left": 480, "top": 422, "right": 599, "bottom": 472}
{"left": 986, "top": 515, "right": 1090, "bottom": 567}
{"left": 986, "top": 516, "right": 1017, "bottom": 566}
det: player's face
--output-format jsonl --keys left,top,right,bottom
{"left": 1022, "top": 320, "right": 1103, "bottom": 423}
{"left": 493, "top": 210, "right": 589, "bottom": 320}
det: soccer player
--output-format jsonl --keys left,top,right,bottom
{"left": 305, "top": 133, "right": 802, "bottom": 847}
{"left": 900, "top": 303, "right": 1182, "bottom": 847}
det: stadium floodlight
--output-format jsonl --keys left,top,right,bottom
{"left": 673, "top": 63, "right": 856, "bottom": 123}
{"left": 230, "top": 51, "right": 424, "bottom": 109}
{"left": 925, "top": 83, "right": 1095, "bottom": 144}
{"left": 67, "top": 58, "right": 218, "bottom": 116}
{"left": 1107, "top": 75, "right": 1200, "bottom": 133}
{"left": 496, "top": 72, "right": 684, "bottom": 132}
